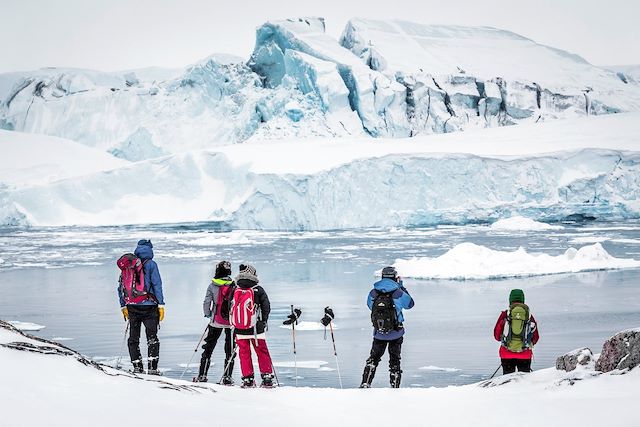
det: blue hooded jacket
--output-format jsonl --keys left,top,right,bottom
{"left": 367, "top": 278, "right": 414, "bottom": 340}
{"left": 118, "top": 240, "right": 165, "bottom": 307}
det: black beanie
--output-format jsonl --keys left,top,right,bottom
{"left": 214, "top": 260, "right": 232, "bottom": 279}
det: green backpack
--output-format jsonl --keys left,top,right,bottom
{"left": 502, "top": 302, "right": 531, "bottom": 352}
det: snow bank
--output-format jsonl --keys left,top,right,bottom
{"left": 490, "top": 216, "right": 563, "bottom": 231}
{"left": 2, "top": 321, "right": 640, "bottom": 426}
{"left": 7, "top": 321, "right": 46, "bottom": 331}
{"left": 394, "top": 243, "right": 640, "bottom": 280}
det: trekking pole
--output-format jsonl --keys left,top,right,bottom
{"left": 291, "top": 305, "right": 298, "bottom": 386}
{"left": 321, "top": 307, "right": 342, "bottom": 389}
{"left": 179, "top": 324, "right": 209, "bottom": 380}
{"left": 219, "top": 343, "right": 238, "bottom": 384}
{"left": 329, "top": 322, "right": 343, "bottom": 389}
{"left": 489, "top": 363, "right": 502, "bottom": 379}
{"left": 282, "top": 305, "right": 302, "bottom": 386}
{"left": 115, "top": 320, "right": 130, "bottom": 370}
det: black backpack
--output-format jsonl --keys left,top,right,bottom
{"left": 371, "top": 291, "right": 398, "bottom": 333}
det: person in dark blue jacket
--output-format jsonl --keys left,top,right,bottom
{"left": 118, "top": 239, "right": 165, "bottom": 374}
{"left": 360, "top": 266, "right": 414, "bottom": 388}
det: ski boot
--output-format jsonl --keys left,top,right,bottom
{"left": 132, "top": 360, "right": 145, "bottom": 374}
{"left": 219, "top": 375, "right": 234, "bottom": 386}
{"left": 193, "top": 375, "right": 208, "bottom": 383}
{"left": 260, "top": 373, "right": 275, "bottom": 388}
{"left": 241, "top": 375, "right": 256, "bottom": 388}
{"left": 390, "top": 369, "right": 402, "bottom": 388}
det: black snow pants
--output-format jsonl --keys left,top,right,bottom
{"left": 198, "top": 326, "right": 235, "bottom": 377}
{"left": 361, "top": 336, "right": 403, "bottom": 387}
{"left": 501, "top": 358, "right": 532, "bottom": 375}
{"left": 127, "top": 304, "right": 160, "bottom": 370}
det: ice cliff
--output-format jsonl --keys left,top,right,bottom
{"left": 2, "top": 18, "right": 639, "bottom": 160}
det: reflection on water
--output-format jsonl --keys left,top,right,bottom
{"left": 1, "top": 221, "right": 639, "bottom": 388}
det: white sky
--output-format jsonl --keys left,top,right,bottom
{"left": 1, "top": 0, "right": 638, "bottom": 73}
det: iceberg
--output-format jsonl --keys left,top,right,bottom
{"left": 490, "top": 216, "right": 564, "bottom": 231}
{"left": 1, "top": 113, "right": 639, "bottom": 229}
{"left": 4, "top": 18, "right": 635, "bottom": 157}
{"left": 393, "top": 242, "right": 640, "bottom": 280}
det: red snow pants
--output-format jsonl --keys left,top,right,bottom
{"left": 236, "top": 338, "right": 273, "bottom": 377}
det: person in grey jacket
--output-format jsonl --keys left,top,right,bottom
{"left": 193, "top": 260, "right": 236, "bottom": 384}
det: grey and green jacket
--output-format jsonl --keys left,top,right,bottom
{"left": 203, "top": 275, "right": 234, "bottom": 328}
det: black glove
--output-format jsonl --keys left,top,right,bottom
{"left": 320, "top": 307, "right": 334, "bottom": 326}
{"left": 282, "top": 308, "right": 302, "bottom": 325}
{"left": 257, "top": 320, "right": 267, "bottom": 332}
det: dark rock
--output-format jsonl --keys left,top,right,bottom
{"left": 595, "top": 329, "right": 640, "bottom": 373}
{"left": 556, "top": 347, "right": 594, "bottom": 371}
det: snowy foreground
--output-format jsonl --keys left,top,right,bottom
{"left": 1, "top": 112, "right": 639, "bottom": 228}
{"left": 1, "top": 322, "right": 638, "bottom": 427}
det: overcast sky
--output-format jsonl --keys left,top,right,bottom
{"left": 1, "top": 0, "right": 638, "bottom": 73}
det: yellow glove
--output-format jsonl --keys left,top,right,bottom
{"left": 121, "top": 307, "right": 128, "bottom": 322}
{"left": 158, "top": 305, "right": 165, "bottom": 322}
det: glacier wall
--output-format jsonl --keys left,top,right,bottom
{"left": 2, "top": 18, "right": 640, "bottom": 159}
{"left": 2, "top": 148, "right": 638, "bottom": 230}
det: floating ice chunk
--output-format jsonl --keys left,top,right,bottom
{"left": 419, "top": 365, "right": 461, "bottom": 372}
{"left": 395, "top": 243, "right": 640, "bottom": 280}
{"left": 279, "top": 321, "right": 338, "bottom": 331}
{"left": 273, "top": 360, "right": 328, "bottom": 369}
{"left": 8, "top": 321, "right": 46, "bottom": 331}
{"left": 490, "top": 216, "right": 563, "bottom": 231}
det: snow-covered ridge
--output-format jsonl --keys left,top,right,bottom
{"left": 2, "top": 18, "right": 640, "bottom": 159}
{"left": 1, "top": 113, "right": 639, "bottom": 228}
{"left": 394, "top": 242, "right": 640, "bottom": 280}
{"left": 1, "top": 320, "right": 639, "bottom": 426}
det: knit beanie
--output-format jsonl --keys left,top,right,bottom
{"left": 509, "top": 289, "right": 525, "bottom": 304}
{"left": 236, "top": 263, "right": 259, "bottom": 284}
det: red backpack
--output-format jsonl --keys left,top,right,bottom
{"left": 231, "top": 287, "right": 257, "bottom": 329}
{"left": 117, "top": 253, "right": 149, "bottom": 304}
{"left": 214, "top": 284, "right": 234, "bottom": 326}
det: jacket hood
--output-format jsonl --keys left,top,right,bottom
{"left": 134, "top": 240, "right": 154, "bottom": 261}
{"left": 212, "top": 276, "right": 233, "bottom": 286}
{"left": 373, "top": 278, "right": 400, "bottom": 293}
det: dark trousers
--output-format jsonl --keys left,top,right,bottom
{"left": 362, "top": 337, "right": 403, "bottom": 386}
{"left": 199, "top": 326, "right": 235, "bottom": 377}
{"left": 501, "top": 358, "right": 532, "bottom": 375}
{"left": 127, "top": 305, "right": 160, "bottom": 369}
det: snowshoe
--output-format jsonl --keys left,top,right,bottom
{"left": 241, "top": 376, "right": 256, "bottom": 388}
{"left": 219, "top": 376, "right": 234, "bottom": 386}
{"left": 193, "top": 375, "right": 208, "bottom": 383}
{"left": 147, "top": 369, "right": 162, "bottom": 376}
{"left": 260, "top": 373, "right": 275, "bottom": 388}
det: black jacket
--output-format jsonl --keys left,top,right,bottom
{"left": 234, "top": 278, "right": 270, "bottom": 335}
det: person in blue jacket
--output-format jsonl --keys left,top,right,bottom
{"left": 118, "top": 239, "right": 165, "bottom": 375}
{"left": 360, "top": 266, "right": 414, "bottom": 388}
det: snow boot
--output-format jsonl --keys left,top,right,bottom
{"left": 132, "top": 359, "right": 144, "bottom": 374}
{"left": 360, "top": 362, "right": 376, "bottom": 388}
{"left": 193, "top": 375, "right": 208, "bottom": 383}
{"left": 219, "top": 375, "right": 234, "bottom": 386}
{"left": 241, "top": 375, "right": 256, "bottom": 388}
{"left": 390, "top": 369, "right": 402, "bottom": 388}
{"left": 260, "top": 373, "right": 275, "bottom": 388}
{"left": 147, "top": 369, "right": 162, "bottom": 376}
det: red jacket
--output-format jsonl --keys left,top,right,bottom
{"left": 493, "top": 310, "right": 539, "bottom": 360}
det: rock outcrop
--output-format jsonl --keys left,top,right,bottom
{"left": 595, "top": 328, "right": 640, "bottom": 372}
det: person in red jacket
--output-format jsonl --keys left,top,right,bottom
{"left": 493, "top": 289, "right": 539, "bottom": 374}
